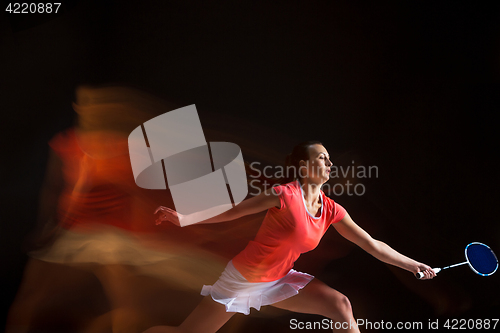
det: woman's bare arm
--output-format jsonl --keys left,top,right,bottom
{"left": 156, "top": 187, "right": 280, "bottom": 227}
{"left": 333, "top": 212, "right": 436, "bottom": 279}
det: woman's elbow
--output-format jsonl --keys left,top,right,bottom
{"left": 360, "top": 238, "right": 383, "bottom": 255}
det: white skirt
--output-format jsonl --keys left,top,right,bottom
{"left": 201, "top": 260, "right": 314, "bottom": 315}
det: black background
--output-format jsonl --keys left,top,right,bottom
{"left": 2, "top": 1, "right": 499, "bottom": 332}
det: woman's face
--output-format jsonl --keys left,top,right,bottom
{"left": 299, "top": 144, "right": 332, "bottom": 184}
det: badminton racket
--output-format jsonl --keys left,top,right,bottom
{"left": 416, "top": 242, "right": 498, "bottom": 279}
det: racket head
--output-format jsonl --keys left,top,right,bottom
{"left": 465, "top": 242, "right": 498, "bottom": 276}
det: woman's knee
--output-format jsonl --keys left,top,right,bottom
{"left": 321, "top": 291, "right": 353, "bottom": 321}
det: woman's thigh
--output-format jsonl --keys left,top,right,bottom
{"left": 270, "top": 278, "right": 354, "bottom": 320}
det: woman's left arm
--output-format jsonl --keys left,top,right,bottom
{"left": 333, "top": 212, "right": 436, "bottom": 280}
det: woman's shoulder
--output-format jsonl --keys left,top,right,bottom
{"left": 272, "top": 180, "right": 301, "bottom": 196}
{"left": 321, "top": 193, "right": 347, "bottom": 222}
{"left": 321, "top": 192, "right": 342, "bottom": 207}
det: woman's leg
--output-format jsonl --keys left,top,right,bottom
{"left": 6, "top": 258, "right": 97, "bottom": 333}
{"left": 6, "top": 259, "right": 57, "bottom": 333}
{"left": 143, "top": 296, "right": 235, "bottom": 333}
{"left": 271, "top": 278, "right": 360, "bottom": 333}
{"left": 93, "top": 264, "right": 153, "bottom": 333}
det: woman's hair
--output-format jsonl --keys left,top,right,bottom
{"left": 283, "top": 140, "right": 323, "bottom": 183}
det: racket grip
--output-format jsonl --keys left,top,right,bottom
{"left": 416, "top": 268, "right": 441, "bottom": 279}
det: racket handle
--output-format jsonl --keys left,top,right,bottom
{"left": 416, "top": 268, "right": 441, "bottom": 279}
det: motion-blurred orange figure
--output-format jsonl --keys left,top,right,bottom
{"left": 6, "top": 85, "right": 230, "bottom": 333}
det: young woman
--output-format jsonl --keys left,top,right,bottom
{"left": 147, "top": 141, "right": 436, "bottom": 333}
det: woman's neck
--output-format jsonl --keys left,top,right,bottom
{"left": 298, "top": 179, "right": 322, "bottom": 205}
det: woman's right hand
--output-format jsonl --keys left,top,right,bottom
{"left": 154, "top": 206, "right": 183, "bottom": 226}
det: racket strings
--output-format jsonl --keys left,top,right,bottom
{"left": 466, "top": 244, "right": 498, "bottom": 275}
